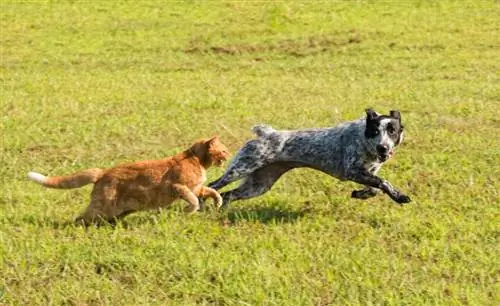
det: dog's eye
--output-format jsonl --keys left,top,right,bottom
{"left": 373, "top": 130, "right": 379, "bottom": 135}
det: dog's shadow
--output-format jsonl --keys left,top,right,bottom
{"left": 223, "top": 203, "right": 313, "bottom": 225}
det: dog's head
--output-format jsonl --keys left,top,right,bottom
{"left": 364, "top": 108, "right": 404, "bottom": 162}
{"left": 190, "top": 136, "right": 231, "bottom": 167}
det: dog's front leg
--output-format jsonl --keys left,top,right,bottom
{"left": 347, "top": 170, "right": 411, "bottom": 204}
{"left": 351, "top": 187, "right": 378, "bottom": 199}
{"left": 352, "top": 164, "right": 381, "bottom": 199}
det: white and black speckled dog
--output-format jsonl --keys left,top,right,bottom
{"left": 209, "top": 108, "right": 411, "bottom": 207}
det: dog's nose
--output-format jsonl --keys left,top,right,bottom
{"left": 376, "top": 144, "right": 389, "bottom": 155}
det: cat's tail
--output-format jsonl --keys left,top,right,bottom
{"left": 27, "top": 168, "right": 105, "bottom": 189}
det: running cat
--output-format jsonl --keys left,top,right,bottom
{"left": 27, "top": 136, "right": 230, "bottom": 225}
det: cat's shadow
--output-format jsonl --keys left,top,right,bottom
{"left": 18, "top": 203, "right": 314, "bottom": 229}
{"left": 13, "top": 216, "right": 77, "bottom": 229}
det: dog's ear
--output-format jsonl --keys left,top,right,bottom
{"left": 365, "top": 108, "right": 378, "bottom": 121}
{"left": 390, "top": 110, "right": 401, "bottom": 121}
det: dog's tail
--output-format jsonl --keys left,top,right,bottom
{"left": 27, "top": 168, "right": 105, "bottom": 189}
{"left": 251, "top": 125, "right": 275, "bottom": 137}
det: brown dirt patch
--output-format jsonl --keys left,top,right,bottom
{"left": 184, "top": 33, "right": 362, "bottom": 57}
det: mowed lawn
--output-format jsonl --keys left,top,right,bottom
{"left": 1, "top": 1, "right": 499, "bottom": 304}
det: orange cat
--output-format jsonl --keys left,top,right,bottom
{"left": 27, "top": 136, "right": 230, "bottom": 225}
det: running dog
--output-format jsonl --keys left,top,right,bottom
{"left": 209, "top": 109, "right": 411, "bottom": 207}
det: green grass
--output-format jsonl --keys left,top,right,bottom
{"left": 1, "top": 0, "right": 499, "bottom": 304}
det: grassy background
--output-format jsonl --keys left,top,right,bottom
{"left": 1, "top": 0, "right": 499, "bottom": 304}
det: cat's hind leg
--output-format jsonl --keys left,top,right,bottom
{"left": 75, "top": 199, "right": 113, "bottom": 226}
{"left": 76, "top": 199, "right": 139, "bottom": 226}
{"left": 75, "top": 181, "right": 122, "bottom": 225}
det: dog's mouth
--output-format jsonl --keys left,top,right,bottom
{"left": 378, "top": 154, "right": 389, "bottom": 162}
{"left": 378, "top": 150, "right": 395, "bottom": 162}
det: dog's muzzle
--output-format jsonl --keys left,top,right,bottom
{"left": 376, "top": 144, "right": 393, "bottom": 162}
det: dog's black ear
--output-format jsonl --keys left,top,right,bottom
{"left": 365, "top": 108, "right": 378, "bottom": 121}
{"left": 390, "top": 110, "right": 401, "bottom": 121}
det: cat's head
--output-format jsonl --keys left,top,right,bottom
{"left": 190, "top": 136, "right": 231, "bottom": 167}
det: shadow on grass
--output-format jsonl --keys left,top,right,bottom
{"left": 11, "top": 215, "right": 122, "bottom": 229}
{"left": 12, "top": 202, "right": 315, "bottom": 228}
{"left": 6, "top": 215, "right": 77, "bottom": 229}
{"left": 222, "top": 203, "right": 314, "bottom": 225}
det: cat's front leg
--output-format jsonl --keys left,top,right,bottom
{"left": 173, "top": 184, "right": 200, "bottom": 213}
{"left": 198, "top": 186, "right": 223, "bottom": 209}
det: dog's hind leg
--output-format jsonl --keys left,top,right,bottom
{"left": 209, "top": 140, "right": 272, "bottom": 190}
{"left": 219, "top": 162, "right": 299, "bottom": 207}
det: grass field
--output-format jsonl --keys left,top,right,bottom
{"left": 1, "top": 1, "right": 499, "bottom": 304}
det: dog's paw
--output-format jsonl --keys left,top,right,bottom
{"left": 395, "top": 194, "right": 411, "bottom": 204}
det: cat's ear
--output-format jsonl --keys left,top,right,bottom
{"left": 205, "top": 135, "right": 220, "bottom": 146}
